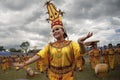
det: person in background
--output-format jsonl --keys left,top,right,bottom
{"left": 102, "top": 45, "right": 109, "bottom": 65}
{"left": 1, "top": 57, "right": 7, "bottom": 72}
{"left": 89, "top": 42, "right": 101, "bottom": 69}
{"left": 77, "top": 32, "right": 93, "bottom": 71}
{"left": 107, "top": 43, "right": 115, "bottom": 70}
{"left": 13, "top": 1, "right": 82, "bottom": 80}
{"left": 115, "top": 43, "right": 120, "bottom": 64}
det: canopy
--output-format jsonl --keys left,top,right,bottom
{"left": 85, "top": 40, "right": 99, "bottom": 46}
{"left": 0, "top": 52, "right": 11, "bottom": 56}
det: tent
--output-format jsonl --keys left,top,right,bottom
{"left": 85, "top": 40, "right": 99, "bottom": 46}
{"left": 0, "top": 52, "right": 11, "bottom": 56}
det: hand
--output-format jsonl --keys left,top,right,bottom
{"left": 86, "top": 32, "right": 93, "bottom": 38}
{"left": 78, "top": 32, "right": 93, "bottom": 44}
{"left": 12, "top": 63, "right": 24, "bottom": 70}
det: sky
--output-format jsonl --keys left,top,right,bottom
{"left": 0, "top": 0, "right": 120, "bottom": 50}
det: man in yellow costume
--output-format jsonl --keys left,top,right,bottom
{"left": 77, "top": 32, "right": 93, "bottom": 71}
{"left": 13, "top": 1, "right": 82, "bottom": 80}
{"left": 107, "top": 43, "right": 115, "bottom": 70}
{"left": 102, "top": 45, "right": 109, "bottom": 65}
{"left": 116, "top": 43, "right": 120, "bottom": 64}
{"left": 1, "top": 57, "right": 7, "bottom": 72}
{"left": 88, "top": 41, "right": 101, "bottom": 69}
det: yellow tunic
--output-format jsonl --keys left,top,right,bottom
{"left": 116, "top": 47, "right": 120, "bottom": 64}
{"left": 1, "top": 58, "right": 7, "bottom": 72}
{"left": 37, "top": 40, "right": 80, "bottom": 80}
{"left": 108, "top": 48, "right": 115, "bottom": 69}
{"left": 102, "top": 49, "right": 109, "bottom": 64}
{"left": 77, "top": 44, "right": 86, "bottom": 71}
{"left": 89, "top": 49, "right": 100, "bottom": 69}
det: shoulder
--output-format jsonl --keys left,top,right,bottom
{"left": 49, "top": 40, "right": 72, "bottom": 48}
{"left": 70, "top": 40, "right": 80, "bottom": 48}
{"left": 70, "top": 40, "right": 79, "bottom": 45}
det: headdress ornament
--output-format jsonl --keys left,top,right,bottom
{"left": 45, "top": 1, "right": 64, "bottom": 29}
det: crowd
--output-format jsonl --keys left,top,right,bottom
{"left": 0, "top": 1, "right": 120, "bottom": 80}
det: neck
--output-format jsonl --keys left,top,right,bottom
{"left": 56, "top": 38, "right": 65, "bottom": 42}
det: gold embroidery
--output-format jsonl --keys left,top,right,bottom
{"left": 50, "top": 40, "right": 71, "bottom": 48}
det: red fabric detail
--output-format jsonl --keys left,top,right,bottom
{"left": 51, "top": 19, "right": 63, "bottom": 28}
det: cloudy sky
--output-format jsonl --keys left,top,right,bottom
{"left": 0, "top": 0, "right": 120, "bottom": 49}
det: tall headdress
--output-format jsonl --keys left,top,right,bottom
{"left": 45, "top": 1, "right": 64, "bottom": 29}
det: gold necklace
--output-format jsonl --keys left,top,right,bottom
{"left": 56, "top": 48, "right": 62, "bottom": 58}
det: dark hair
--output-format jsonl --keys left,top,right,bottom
{"left": 108, "top": 43, "right": 112, "bottom": 48}
{"left": 108, "top": 43, "right": 112, "bottom": 46}
{"left": 91, "top": 42, "right": 97, "bottom": 47}
{"left": 117, "top": 43, "right": 120, "bottom": 47}
{"left": 61, "top": 28, "right": 68, "bottom": 39}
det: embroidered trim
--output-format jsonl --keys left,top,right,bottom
{"left": 49, "top": 65, "right": 73, "bottom": 74}
{"left": 50, "top": 40, "right": 71, "bottom": 48}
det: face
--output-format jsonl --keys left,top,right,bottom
{"left": 104, "top": 46, "right": 107, "bottom": 49}
{"left": 108, "top": 44, "right": 112, "bottom": 48}
{"left": 92, "top": 44, "right": 97, "bottom": 49}
{"left": 52, "top": 27, "right": 64, "bottom": 39}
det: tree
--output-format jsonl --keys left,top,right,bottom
{"left": 9, "top": 48, "right": 17, "bottom": 52}
{"left": 20, "top": 41, "right": 30, "bottom": 53}
{"left": 0, "top": 46, "right": 6, "bottom": 51}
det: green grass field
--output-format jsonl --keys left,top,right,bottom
{"left": 0, "top": 58, "right": 120, "bottom": 80}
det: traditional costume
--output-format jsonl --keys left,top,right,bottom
{"left": 116, "top": 44, "right": 120, "bottom": 64}
{"left": 108, "top": 44, "right": 115, "bottom": 69}
{"left": 86, "top": 41, "right": 100, "bottom": 69}
{"left": 102, "top": 46, "right": 109, "bottom": 65}
{"left": 37, "top": 1, "right": 81, "bottom": 80}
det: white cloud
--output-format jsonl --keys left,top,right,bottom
{"left": 0, "top": 0, "right": 120, "bottom": 49}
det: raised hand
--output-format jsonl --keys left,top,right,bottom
{"left": 78, "top": 32, "right": 93, "bottom": 44}
{"left": 86, "top": 32, "right": 93, "bottom": 39}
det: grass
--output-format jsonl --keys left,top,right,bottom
{"left": 0, "top": 58, "right": 120, "bottom": 80}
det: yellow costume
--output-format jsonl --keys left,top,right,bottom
{"left": 1, "top": 57, "right": 7, "bottom": 72}
{"left": 77, "top": 44, "right": 86, "bottom": 71}
{"left": 36, "top": 59, "right": 40, "bottom": 70}
{"left": 108, "top": 48, "right": 115, "bottom": 69}
{"left": 89, "top": 50, "right": 94, "bottom": 69}
{"left": 36, "top": 59, "right": 46, "bottom": 73}
{"left": 37, "top": 2, "right": 81, "bottom": 80}
{"left": 37, "top": 40, "right": 80, "bottom": 80}
{"left": 116, "top": 44, "right": 120, "bottom": 64}
{"left": 89, "top": 49, "right": 100, "bottom": 69}
{"left": 102, "top": 49, "right": 109, "bottom": 64}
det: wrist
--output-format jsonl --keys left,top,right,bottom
{"left": 86, "top": 35, "right": 89, "bottom": 39}
{"left": 23, "top": 62, "right": 27, "bottom": 66}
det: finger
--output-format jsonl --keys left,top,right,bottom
{"left": 16, "top": 66, "right": 23, "bottom": 71}
{"left": 16, "top": 67, "right": 20, "bottom": 71}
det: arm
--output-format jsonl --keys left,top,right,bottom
{"left": 13, "top": 54, "right": 40, "bottom": 70}
{"left": 24, "top": 54, "right": 40, "bottom": 66}
{"left": 78, "top": 32, "right": 93, "bottom": 44}
{"left": 13, "top": 44, "right": 49, "bottom": 70}
{"left": 77, "top": 32, "right": 93, "bottom": 54}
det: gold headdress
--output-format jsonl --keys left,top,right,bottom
{"left": 45, "top": 1, "right": 64, "bottom": 29}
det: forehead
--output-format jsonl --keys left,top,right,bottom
{"left": 52, "top": 25, "right": 63, "bottom": 30}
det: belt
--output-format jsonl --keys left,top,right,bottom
{"left": 49, "top": 65, "right": 73, "bottom": 74}
{"left": 102, "top": 54, "right": 108, "bottom": 56}
{"left": 108, "top": 54, "right": 114, "bottom": 55}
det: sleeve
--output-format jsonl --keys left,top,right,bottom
{"left": 71, "top": 41, "right": 81, "bottom": 60}
{"left": 79, "top": 43, "right": 86, "bottom": 55}
{"left": 89, "top": 50, "right": 93, "bottom": 56}
{"left": 37, "top": 44, "right": 49, "bottom": 59}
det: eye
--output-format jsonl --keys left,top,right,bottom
{"left": 52, "top": 28, "right": 60, "bottom": 33}
{"left": 50, "top": 16, "right": 53, "bottom": 18}
{"left": 55, "top": 13, "right": 57, "bottom": 15}
{"left": 56, "top": 28, "right": 59, "bottom": 30}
